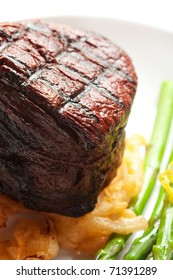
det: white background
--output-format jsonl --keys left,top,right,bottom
{"left": 0, "top": 0, "right": 173, "bottom": 33}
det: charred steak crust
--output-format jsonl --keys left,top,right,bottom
{"left": 0, "top": 20, "right": 137, "bottom": 217}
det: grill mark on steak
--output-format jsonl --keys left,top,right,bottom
{"left": 13, "top": 64, "right": 126, "bottom": 144}
{"left": 26, "top": 73, "right": 126, "bottom": 143}
{"left": 60, "top": 86, "right": 126, "bottom": 139}
{"left": 0, "top": 64, "right": 131, "bottom": 149}
{"left": 72, "top": 40, "right": 136, "bottom": 83}
{"left": 30, "top": 64, "right": 124, "bottom": 110}
{"left": 0, "top": 41, "right": 11, "bottom": 53}
{"left": 0, "top": 21, "right": 135, "bottom": 127}
{"left": 0, "top": 22, "right": 24, "bottom": 39}
{"left": 51, "top": 64, "right": 89, "bottom": 85}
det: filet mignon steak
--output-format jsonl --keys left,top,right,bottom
{"left": 0, "top": 20, "right": 137, "bottom": 217}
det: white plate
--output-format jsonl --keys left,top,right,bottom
{"left": 40, "top": 16, "right": 173, "bottom": 260}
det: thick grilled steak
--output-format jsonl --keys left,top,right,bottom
{"left": 0, "top": 20, "right": 137, "bottom": 217}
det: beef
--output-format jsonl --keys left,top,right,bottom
{"left": 0, "top": 20, "right": 137, "bottom": 217}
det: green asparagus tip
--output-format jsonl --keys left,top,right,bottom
{"left": 96, "top": 235, "right": 126, "bottom": 260}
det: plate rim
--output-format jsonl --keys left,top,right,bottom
{"left": 25, "top": 14, "right": 173, "bottom": 37}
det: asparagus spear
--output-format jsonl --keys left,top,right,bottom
{"left": 170, "top": 252, "right": 173, "bottom": 260}
{"left": 123, "top": 220, "right": 160, "bottom": 260}
{"left": 124, "top": 150, "right": 173, "bottom": 260}
{"left": 153, "top": 161, "right": 173, "bottom": 259}
{"left": 96, "top": 234, "right": 127, "bottom": 260}
{"left": 96, "top": 81, "right": 173, "bottom": 260}
{"left": 153, "top": 201, "right": 173, "bottom": 259}
{"left": 131, "top": 81, "right": 173, "bottom": 215}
